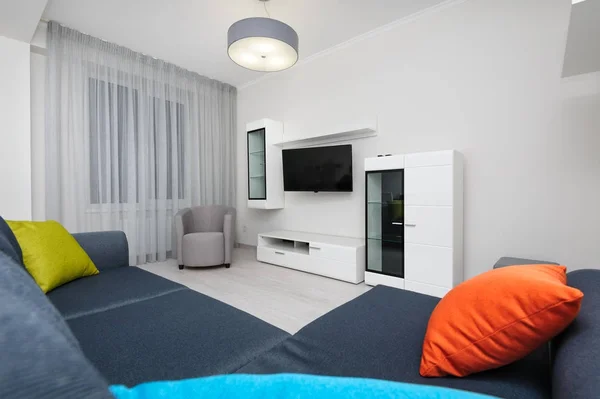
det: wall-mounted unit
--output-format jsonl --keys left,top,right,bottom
{"left": 365, "top": 150, "right": 463, "bottom": 298}
{"left": 247, "top": 119, "right": 285, "bottom": 209}
{"left": 275, "top": 120, "right": 377, "bottom": 148}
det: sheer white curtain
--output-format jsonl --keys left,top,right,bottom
{"left": 45, "top": 22, "right": 236, "bottom": 265}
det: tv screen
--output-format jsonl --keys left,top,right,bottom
{"left": 282, "top": 144, "right": 353, "bottom": 192}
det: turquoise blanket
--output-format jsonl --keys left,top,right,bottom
{"left": 110, "top": 373, "right": 498, "bottom": 399}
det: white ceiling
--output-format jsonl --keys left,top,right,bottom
{"left": 563, "top": 0, "right": 600, "bottom": 77}
{"left": 0, "top": 0, "right": 47, "bottom": 42}
{"left": 43, "top": 0, "right": 448, "bottom": 87}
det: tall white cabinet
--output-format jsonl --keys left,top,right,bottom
{"left": 247, "top": 119, "right": 284, "bottom": 209}
{"left": 364, "top": 150, "right": 463, "bottom": 298}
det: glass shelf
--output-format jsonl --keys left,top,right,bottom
{"left": 366, "top": 169, "right": 405, "bottom": 278}
{"left": 248, "top": 127, "right": 266, "bottom": 200}
{"left": 367, "top": 236, "right": 404, "bottom": 244}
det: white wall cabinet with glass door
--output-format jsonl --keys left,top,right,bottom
{"left": 247, "top": 119, "right": 284, "bottom": 209}
{"left": 365, "top": 150, "right": 463, "bottom": 298}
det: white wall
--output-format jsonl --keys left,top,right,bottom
{"left": 30, "top": 22, "right": 49, "bottom": 221}
{"left": 236, "top": 0, "right": 600, "bottom": 278}
{"left": 30, "top": 51, "right": 46, "bottom": 221}
{"left": 0, "top": 35, "right": 32, "bottom": 220}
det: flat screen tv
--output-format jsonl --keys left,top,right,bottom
{"left": 282, "top": 144, "right": 353, "bottom": 192}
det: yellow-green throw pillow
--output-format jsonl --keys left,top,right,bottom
{"left": 7, "top": 220, "right": 99, "bottom": 293}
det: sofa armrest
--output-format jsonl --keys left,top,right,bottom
{"left": 73, "top": 231, "right": 129, "bottom": 271}
{"left": 223, "top": 210, "right": 235, "bottom": 265}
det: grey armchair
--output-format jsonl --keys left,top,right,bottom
{"left": 173, "top": 205, "right": 236, "bottom": 270}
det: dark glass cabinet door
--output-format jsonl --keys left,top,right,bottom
{"left": 248, "top": 128, "right": 266, "bottom": 200}
{"left": 366, "top": 170, "right": 404, "bottom": 278}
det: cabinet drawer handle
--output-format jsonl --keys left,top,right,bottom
{"left": 405, "top": 223, "right": 417, "bottom": 227}
{"left": 274, "top": 251, "right": 285, "bottom": 255}
{"left": 309, "top": 246, "right": 321, "bottom": 250}
{"left": 391, "top": 222, "right": 403, "bottom": 226}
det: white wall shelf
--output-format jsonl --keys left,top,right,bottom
{"left": 274, "top": 122, "right": 377, "bottom": 148}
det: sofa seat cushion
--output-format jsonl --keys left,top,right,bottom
{"left": 47, "top": 267, "right": 186, "bottom": 320}
{"left": 182, "top": 232, "right": 225, "bottom": 266}
{"left": 67, "top": 289, "right": 290, "bottom": 386}
{"left": 237, "top": 285, "right": 550, "bottom": 399}
{"left": 552, "top": 269, "right": 600, "bottom": 399}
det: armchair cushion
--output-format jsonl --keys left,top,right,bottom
{"left": 182, "top": 233, "right": 225, "bottom": 267}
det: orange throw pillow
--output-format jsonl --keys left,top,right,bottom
{"left": 420, "top": 264, "right": 583, "bottom": 377}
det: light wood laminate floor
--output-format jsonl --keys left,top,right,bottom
{"left": 137, "top": 247, "right": 371, "bottom": 334}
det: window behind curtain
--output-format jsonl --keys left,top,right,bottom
{"left": 152, "top": 97, "right": 185, "bottom": 201}
{"left": 88, "top": 78, "right": 185, "bottom": 204}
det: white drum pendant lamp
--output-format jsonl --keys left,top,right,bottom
{"left": 227, "top": 0, "right": 299, "bottom": 72}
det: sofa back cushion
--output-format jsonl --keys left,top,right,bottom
{"left": 72, "top": 231, "right": 130, "bottom": 271}
{"left": 0, "top": 253, "right": 112, "bottom": 399}
{"left": 493, "top": 257, "right": 558, "bottom": 269}
{"left": 0, "top": 216, "right": 23, "bottom": 265}
{"left": 552, "top": 269, "right": 600, "bottom": 399}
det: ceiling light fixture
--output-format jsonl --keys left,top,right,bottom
{"left": 227, "top": 0, "right": 299, "bottom": 72}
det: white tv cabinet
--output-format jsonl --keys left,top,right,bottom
{"left": 257, "top": 230, "right": 366, "bottom": 284}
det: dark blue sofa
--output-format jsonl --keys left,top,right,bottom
{"left": 0, "top": 215, "right": 598, "bottom": 399}
{"left": 238, "top": 260, "right": 600, "bottom": 399}
{"left": 0, "top": 217, "right": 289, "bottom": 397}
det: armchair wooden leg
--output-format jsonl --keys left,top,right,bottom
{"left": 179, "top": 264, "right": 184, "bottom": 270}
{"left": 224, "top": 264, "right": 231, "bottom": 269}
